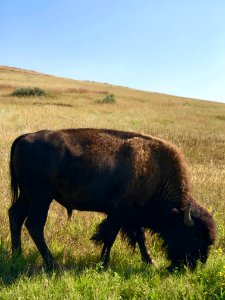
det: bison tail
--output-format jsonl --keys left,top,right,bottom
{"left": 10, "top": 135, "right": 25, "bottom": 204}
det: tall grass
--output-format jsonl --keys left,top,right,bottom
{"left": 0, "top": 66, "right": 225, "bottom": 299}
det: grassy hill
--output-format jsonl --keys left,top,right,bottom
{"left": 0, "top": 66, "right": 225, "bottom": 299}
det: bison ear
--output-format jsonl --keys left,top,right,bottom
{"left": 170, "top": 208, "right": 180, "bottom": 223}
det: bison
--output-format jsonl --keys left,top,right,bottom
{"left": 8, "top": 128, "right": 216, "bottom": 269}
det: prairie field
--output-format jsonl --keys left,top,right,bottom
{"left": 0, "top": 66, "right": 225, "bottom": 299}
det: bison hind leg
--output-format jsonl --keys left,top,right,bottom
{"left": 8, "top": 192, "right": 29, "bottom": 255}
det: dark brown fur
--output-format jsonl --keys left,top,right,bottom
{"left": 8, "top": 128, "right": 216, "bottom": 269}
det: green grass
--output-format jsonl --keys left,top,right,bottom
{"left": 0, "top": 66, "right": 225, "bottom": 299}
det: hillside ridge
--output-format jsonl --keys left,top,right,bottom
{"left": 1, "top": 65, "right": 221, "bottom": 104}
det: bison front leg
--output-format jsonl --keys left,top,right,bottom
{"left": 100, "top": 221, "right": 121, "bottom": 267}
{"left": 93, "top": 214, "right": 122, "bottom": 267}
{"left": 25, "top": 197, "right": 57, "bottom": 269}
{"left": 135, "top": 227, "right": 156, "bottom": 266}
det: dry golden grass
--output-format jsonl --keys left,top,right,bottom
{"left": 0, "top": 66, "right": 225, "bottom": 299}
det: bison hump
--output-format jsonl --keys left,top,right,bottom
{"left": 118, "top": 138, "right": 159, "bottom": 206}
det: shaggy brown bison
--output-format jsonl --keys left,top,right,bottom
{"left": 8, "top": 128, "right": 216, "bottom": 269}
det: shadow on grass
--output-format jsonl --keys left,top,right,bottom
{"left": 0, "top": 239, "right": 41, "bottom": 285}
{"left": 33, "top": 102, "right": 73, "bottom": 107}
{"left": 0, "top": 239, "right": 169, "bottom": 287}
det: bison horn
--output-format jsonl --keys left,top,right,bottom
{"left": 184, "top": 204, "right": 194, "bottom": 227}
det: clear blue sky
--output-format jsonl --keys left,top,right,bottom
{"left": 1, "top": 0, "right": 225, "bottom": 103}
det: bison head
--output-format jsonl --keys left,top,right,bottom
{"left": 165, "top": 204, "right": 216, "bottom": 270}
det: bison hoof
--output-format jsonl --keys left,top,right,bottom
{"left": 142, "top": 257, "right": 157, "bottom": 267}
{"left": 46, "top": 261, "right": 64, "bottom": 272}
{"left": 145, "top": 259, "right": 157, "bottom": 267}
{"left": 150, "top": 259, "right": 157, "bottom": 267}
{"left": 167, "top": 264, "right": 182, "bottom": 273}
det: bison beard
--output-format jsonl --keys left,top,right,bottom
{"left": 8, "top": 128, "right": 216, "bottom": 270}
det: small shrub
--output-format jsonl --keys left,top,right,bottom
{"left": 12, "top": 87, "right": 47, "bottom": 97}
{"left": 215, "top": 115, "right": 225, "bottom": 121}
{"left": 97, "top": 93, "right": 116, "bottom": 104}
